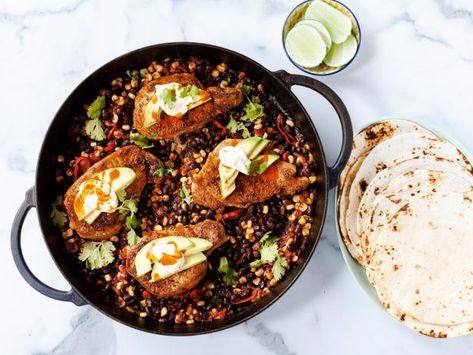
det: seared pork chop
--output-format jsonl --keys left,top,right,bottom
{"left": 192, "top": 139, "right": 310, "bottom": 209}
{"left": 64, "top": 145, "right": 160, "bottom": 240}
{"left": 133, "top": 73, "right": 243, "bottom": 139}
{"left": 126, "top": 220, "right": 228, "bottom": 298}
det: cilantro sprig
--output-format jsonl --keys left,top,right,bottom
{"left": 51, "top": 196, "right": 68, "bottom": 228}
{"left": 179, "top": 184, "right": 193, "bottom": 205}
{"left": 117, "top": 191, "right": 141, "bottom": 246}
{"left": 180, "top": 85, "right": 200, "bottom": 98}
{"left": 227, "top": 114, "right": 250, "bottom": 138}
{"left": 240, "top": 85, "right": 265, "bottom": 122}
{"left": 130, "top": 133, "right": 154, "bottom": 149}
{"left": 153, "top": 160, "right": 173, "bottom": 177}
{"left": 250, "top": 231, "right": 288, "bottom": 281}
{"left": 84, "top": 96, "right": 106, "bottom": 141}
{"left": 218, "top": 256, "right": 238, "bottom": 286}
{"left": 160, "top": 88, "right": 177, "bottom": 109}
{"left": 79, "top": 240, "right": 116, "bottom": 270}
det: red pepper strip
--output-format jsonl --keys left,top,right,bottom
{"left": 276, "top": 114, "right": 295, "bottom": 144}
{"left": 73, "top": 156, "right": 90, "bottom": 179}
{"left": 222, "top": 209, "right": 239, "bottom": 220}
{"left": 231, "top": 287, "right": 258, "bottom": 305}
{"left": 107, "top": 123, "right": 117, "bottom": 140}
{"left": 103, "top": 140, "right": 116, "bottom": 152}
{"left": 213, "top": 119, "right": 226, "bottom": 130}
{"left": 210, "top": 309, "right": 226, "bottom": 320}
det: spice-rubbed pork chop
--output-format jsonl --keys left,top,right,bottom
{"left": 64, "top": 145, "right": 160, "bottom": 240}
{"left": 191, "top": 139, "right": 311, "bottom": 209}
{"left": 133, "top": 73, "right": 243, "bottom": 139}
{"left": 126, "top": 220, "right": 228, "bottom": 298}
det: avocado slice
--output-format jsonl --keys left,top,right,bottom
{"left": 236, "top": 137, "right": 269, "bottom": 159}
{"left": 78, "top": 167, "right": 137, "bottom": 224}
{"left": 96, "top": 167, "right": 137, "bottom": 192}
{"left": 150, "top": 252, "right": 207, "bottom": 282}
{"left": 135, "top": 237, "right": 196, "bottom": 277}
{"left": 184, "top": 237, "right": 213, "bottom": 256}
{"left": 248, "top": 154, "right": 280, "bottom": 175}
{"left": 153, "top": 236, "right": 195, "bottom": 251}
{"left": 135, "top": 241, "right": 154, "bottom": 277}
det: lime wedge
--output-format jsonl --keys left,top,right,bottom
{"left": 323, "top": 34, "right": 358, "bottom": 67}
{"left": 285, "top": 24, "right": 327, "bottom": 68}
{"left": 295, "top": 19, "right": 332, "bottom": 50}
{"left": 305, "top": 0, "right": 352, "bottom": 44}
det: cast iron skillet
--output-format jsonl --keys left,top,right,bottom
{"left": 11, "top": 42, "right": 352, "bottom": 335}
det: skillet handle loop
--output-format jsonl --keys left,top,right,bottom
{"left": 273, "top": 70, "right": 353, "bottom": 189}
{"left": 11, "top": 187, "right": 86, "bottom": 306}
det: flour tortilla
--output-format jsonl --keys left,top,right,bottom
{"left": 376, "top": 290, "right": 473, "bottom": 338}
{"left": 337, "top": 120, "right": 432, "bottom": 263}
{"left": 357, "top": 156, "right": 473, "bottom": 243}
{"left": 367, "top": 192, "right": 473, "bottom": 330}
{"left": 345, "top": 133, "right": 471, "bottom": 265}
{"left": 361, "top": 169, "right": 473, "bottom": 263}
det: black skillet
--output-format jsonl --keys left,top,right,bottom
{"left": 11, "top": 42, "right": 352, "bottom": 335}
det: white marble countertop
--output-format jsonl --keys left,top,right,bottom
{"left": 2, "top": 0, "right": 473, "bottom": 354}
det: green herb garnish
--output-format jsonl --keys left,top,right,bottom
{"left": 250, "top": 231, "right": 288, "bottom": 281}
{"left": 179, "top": 184, "right": 193, "bottom": 205}
{"left": 218, "top": 256, "right": 238, "bottom": 286}
{"left": 51, "top": 196, "right": 67, "bottom": 228}
{"left": 227, "top": 115, "right": 250, "bottom": 138}
{"left": 139, "top": 69, "right": 147, "bottom": 78}
{"left": 117, "top": 192, "right": 141, "bottom": 246}
{"left": 78, "top": 241, "right": 116, "bottom": 270}
{"left": 180, "top": 85, "right": 200, "bottom": 98}
{"left": 153, "top": 160, "right": 173, "bottom": 177}
{"left": 84, "top": 96, "right": 106, "bottom": 141}
{"left": 130, "top": 133, "right": 154, "bottom": 149}
{"left": 160, "top": 88, "right": 176, "bottom": 109}
{"left": 241, "top": 96, "right": 265, "bottom": 122}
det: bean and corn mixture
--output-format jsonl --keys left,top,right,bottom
{"left": 51, "top": 56, "right": 317, "bottom": 324}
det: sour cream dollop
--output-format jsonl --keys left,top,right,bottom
{"left": 219, "top": 146, "right": 250, "bottom": 174}
{"left": 149, "top": 241, "right": 186, "bottom": 281}
{"left": 74, "top": 179, "right": 118, "bottom": 221}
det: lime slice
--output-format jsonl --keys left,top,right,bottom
{"left": 323, "top": 34, "right": 358, "bottom": 67}
{"left": 305, "top": 0, "right": 352, "bottom": 44}
{"left": 295, "top": 19, "right": 331, "bottom": 50}
{"left": 285, "top": 24, "right": 327, "bottom": 68}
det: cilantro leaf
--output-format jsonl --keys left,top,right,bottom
{"left": 78, "top": 241, "right": 116, "bottom": 270}
{"left": 130, "top": 133, "right": 154, "bottom": 149}
{"left": 218, "top": 257, "right": 238, "bottom": 286}
{"left": 139, "top": 69, "right": 147, "bottom": 78}
{"left": 153, "top": 160, "right": 173, "bottom": 177}
{"left": 179, "top": 185, "right": 193, "bottom": 205}
{"left": 127, "top": 228, "right": 140, "bottom": 246}
{"left": 180, "top": 85, "right": 200, "bottom": 98}
{"left": 159, "top": 88, "right": 176, "bottom": 108}
{"left": 51, "top": 196, "right": 67, "bottom": 228}
{"left": 116, "top": 189, "right": 126, "bottom": 203}
{"left": 84, "top": 96, "right": 106, "bottom": 141}
{"left": 118, "top": 196, "right": 141, "bottom": 246}
{"left": 250, "top": 231, "right": 287, "bottom": 281}
{"left": 272, "top": 254, "right": 288, "bottom": 281}
{"left": 227, "top": 116, "right": 250, "bottom": 138}
{"left": 260, "top": 242, "right": 278, "bottom": 263}
{"left": 241, "top": 99, "right": 265, "bottom": 122}
{"left": 87, "top": 96, "right": 106, "bottom": 120}
{"left": 85, "top": 115, "right": 106, "bottom": 141}
{"left": 241, "top": 85, "right": 251, "bottom": 97}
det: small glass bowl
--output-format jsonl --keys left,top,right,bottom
{"left": 282, "top": 0, "right": 361, "bottom": 76}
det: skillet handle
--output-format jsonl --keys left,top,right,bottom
{"left": 11, "top": 187, "right": 86, "bottom": 306}
{"left": 273, "top": 70, "right": 353, "bottom": 189}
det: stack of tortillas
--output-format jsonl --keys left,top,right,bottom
{"left": 337, "top": 119, "right": 473, "bottom": 337}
